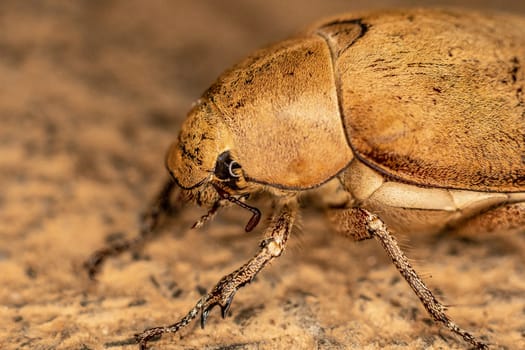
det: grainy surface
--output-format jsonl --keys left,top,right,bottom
{"left": 1, "top": 1, "right": 525, "bottom": 350}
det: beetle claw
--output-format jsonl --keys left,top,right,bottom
{"left": 221, "top": 294, "right": 235, "bottom": 319}
{"left": 200, "top": 292, "right": 236, "bottom": 328}
{"left": 83, "top": 253, "right": 103, "bottom": 280}
{"left": 201, "top": 307, "right": 211, "bottom": 329}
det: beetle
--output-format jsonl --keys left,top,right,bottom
{"left": 85, "top": 8, "right": 525, "bottom": 350}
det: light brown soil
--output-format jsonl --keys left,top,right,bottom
{"left": 1, "top": 1, "right": 525, "bottom": 350}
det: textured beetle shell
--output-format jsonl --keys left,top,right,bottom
{"left": 169, "top": 8, "right": 525, "bottom": 192}
{"left": 316, "top": 9, "right": 525, "bottom": 192}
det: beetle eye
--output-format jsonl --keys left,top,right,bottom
{"left": 214, "top": 151, "right": 242, "bottom": 181}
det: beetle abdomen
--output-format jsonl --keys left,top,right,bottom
{"left": 317, "top": 9, "right": 525, "bottom": 192}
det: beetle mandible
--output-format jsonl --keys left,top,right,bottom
{"left": 85, "top": 8, "right": 525, "bottom": 350}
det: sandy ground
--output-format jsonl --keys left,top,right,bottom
{"left": 1, "top": 1, "right": 525, "bottom": 349}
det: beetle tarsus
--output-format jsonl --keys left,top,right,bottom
{"left": 136, "top": 297, "right": 206, "bottom": 349}
{"left": 135, "top": 326, "right": 164, "bottom": 350}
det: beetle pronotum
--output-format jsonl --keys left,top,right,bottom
{"left": 85, "top": 8, "right": 525, "bottom": 349}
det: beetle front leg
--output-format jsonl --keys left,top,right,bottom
{"left": 136, "top": 198, "right": 298, "bottom": 350}
{"left": 328, "top": 207, "right": 488, "bottom": 350}
{"left": 84, "top": 178, "right": 179, "bottom": 279}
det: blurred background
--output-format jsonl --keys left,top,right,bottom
{"left": 1, "top": 1, "right": 525, "bottom": 349}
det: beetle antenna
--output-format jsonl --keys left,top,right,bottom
{"left": 213, "top": 184, "right": 261, "bottom": 232}
{"left": 226, "top": 195, "right": 261, "bottom": 232}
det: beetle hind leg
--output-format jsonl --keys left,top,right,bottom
{"left": 446, "top": 202, "right": 525, "bottom": 260}
{"left": 327, "top": 207, "right": 488, "bottom": 350}
{"left": 136, "top": 199, "right": 298, "bottom": 349}
{"left": 450, "top": 202, "right": 525, "bottom": 236}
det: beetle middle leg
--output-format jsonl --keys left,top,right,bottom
{"left": 136, "top": 198, "right": 298, "bottom": 350}
{"left": 327, "top": 207, "right": 488, "bottom": 350}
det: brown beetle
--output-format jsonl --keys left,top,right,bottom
{"left": 86, "top": 8, "right": 525, "bottom": 349}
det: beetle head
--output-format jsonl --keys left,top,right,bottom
{"left": 166, "top": 99, "right": 262, "bottom": 231}
{"left": 166, "top": 100, "right": 230, "bottom": 188}
{"left": 166, "top": 99, "right": 256, "bottom": 198}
